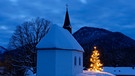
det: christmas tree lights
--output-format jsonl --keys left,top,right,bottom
{"left": 88, "top": 46, "right": 103, "bottom": 72}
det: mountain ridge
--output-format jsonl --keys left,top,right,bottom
{"left": 0, "top": 46, "right": 7, "bottom": 53}
{"left": 73, "top": 26, "right": 135, "bottom": 67}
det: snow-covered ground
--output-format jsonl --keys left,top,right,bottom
{"left": 77, "top": 67, "right": 135, "bottom": 76}
{"left": 27, "top": 67, "right": 135, "bottom": 76}
{"left": 26, "top": 70, "right": 115, "bottom": 76}
{"left": 77, "top": 70, "right": 115, "bottom": 76}
{"left": 25, "top": 68, "right": 36, "bottom": 76}
{"left": 103, "top": 67, "right": 135, "bottom": 75}
{"left": 27, "top": 71, "right": 115, "bottom": 76}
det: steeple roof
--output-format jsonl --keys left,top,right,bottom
{"left": 63, "top": 6, "right": 72, "bottom": 33}
{"left": 63, "top": 8, "right": 70, "bottom": 27}
{"left": 37, "top": 25, "right": 84, "bottom": 52}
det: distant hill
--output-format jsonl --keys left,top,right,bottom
{"left": 0, "top": 46, "right": 7, "bottom": 54}
{"left": 0, "top": 46, "right": 7, "bottom": 63}
{"left": 73, "top": 26, "right": 135, "bottom": 67}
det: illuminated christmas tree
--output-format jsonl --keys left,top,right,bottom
{"left": 88, "top": 46, "right": 103, "bottom": 72}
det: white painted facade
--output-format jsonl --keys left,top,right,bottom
{"left": 37, "top": 25, "right": 84, "bottom": 76}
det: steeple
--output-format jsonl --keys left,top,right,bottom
{"left": 63, "top": 4, "right": 72, "bottom": 33}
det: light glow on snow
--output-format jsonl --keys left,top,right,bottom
{"left": 77, "top": 70, "right": 115, "bottom": 76}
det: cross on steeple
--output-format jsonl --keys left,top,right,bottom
{"left": 66, "top": 4, "right": 68, "bottom": 10}
{"left": 63, "top": 4, "right": 72, "bottom": 33}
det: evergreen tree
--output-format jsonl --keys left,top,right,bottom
{"left": 89, "top": 46, "right": 103, "bottom": 72}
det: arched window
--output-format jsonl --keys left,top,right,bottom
{"left": 79, "top": 57, "right": 81, "bottom": 66}
{"left": 74, "top": 56, "right": 77, "bottom": 66}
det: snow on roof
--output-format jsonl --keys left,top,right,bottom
{"left": 37, "top": 25, "right": 84, "bottom": 52}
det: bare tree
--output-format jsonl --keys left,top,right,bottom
{"left": 7, "top": 17, "right": 51, "bottom": 76}
{"left": 9, "top": 17, "right": 51, "bottom": 49}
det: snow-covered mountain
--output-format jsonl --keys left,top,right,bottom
{"left": 73, "top": 26, "right": 135, "bottom": 67}
{"left": 0, "top": 46, "right": 7, "bottom": 54}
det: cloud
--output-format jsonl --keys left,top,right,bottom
{"left": 9, "top": 0, "right": 18, "bottom": 5}
{"left": 79, "top": 0, "right": 87, "bottom": 4}
{"left": 0, "top": 25, "right": 14, "bottom": 33}
{"left": 123, "top": 25, "right": 135, "bottom": 29}
{"left": 0, "top": 0, "right": 135, "bottom": 47}
{"left": 0, "top": 26, "right": 8, "bottom": 30}
{"left": 9, "top": 0, "right": 17, "bottom": 3}
{"left": 0, "top": 25, "right": 13, "bottom": 47}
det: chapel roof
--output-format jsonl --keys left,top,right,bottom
{"left": 37, "top": 25, "right": 84, "bottom": 52}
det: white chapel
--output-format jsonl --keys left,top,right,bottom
{"left": 37, "top": 7, "right": 84, "bottom": 76}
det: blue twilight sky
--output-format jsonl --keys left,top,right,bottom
{"left": 0, "top": 0, "right": 135, "bottom": 48}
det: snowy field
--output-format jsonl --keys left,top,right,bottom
{"left": 77, "top": 70, "right": 115, "bottom": 76}
{"left": 77, "top": 67, "right": 135, "bottom": 76}
{"left": 27, "top": 70, "right": 115, "bottom": 76}
{"left": 27, "top": 67, "right": 135, "bottom": 76}
{"left": 103, "top": 67, "right": 135, "bottom": 75}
